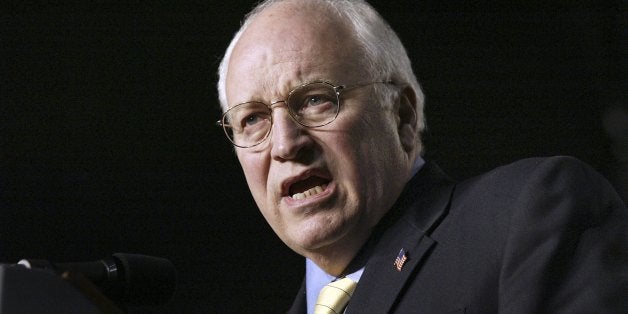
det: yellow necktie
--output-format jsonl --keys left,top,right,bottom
{"left": 314, "top": 277, "right": 357, "bottom": 314}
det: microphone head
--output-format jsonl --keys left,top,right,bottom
{"left": 110, "top": 253, "right": 177, "bottom": 307}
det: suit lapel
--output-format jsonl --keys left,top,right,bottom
{"left": 347, "top": 162, "right": 455, "bottom": 313}
{"left": 286, "top": 279, "right": 306, "bottom": 314}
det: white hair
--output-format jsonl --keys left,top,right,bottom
{"left": 217, "top": 0, "right": 425, "bottom": 133}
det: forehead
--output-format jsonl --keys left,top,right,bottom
{"left": 225, "top": 2, "right": 365, "bottom": 105}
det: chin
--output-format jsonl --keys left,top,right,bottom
{"left": 287, "top": 221, "right": 349, "bottom": 254}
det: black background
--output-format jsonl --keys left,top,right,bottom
{"left": 2, "top": 1, "right": 626, "bottom": 312}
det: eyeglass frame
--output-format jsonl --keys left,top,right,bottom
{"left": 216, "top": 80, "right": 394, "bottom": 148}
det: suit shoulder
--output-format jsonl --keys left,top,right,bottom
{"left": 460, "top": 156, "right": 608, "bottom": 196}
{"left": 482, "top": 156, "right": 596, "bottom": 180}
{"left": 451, "top": 156, "right": 625, "bottom": 220}
{"left": 453, "top": 156, "right": 624, "bottom": 225}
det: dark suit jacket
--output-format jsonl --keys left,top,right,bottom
{"left": 288, "top": 156, "right": 628, "bottom": 313}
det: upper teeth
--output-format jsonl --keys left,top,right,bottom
{"left": 291, "top": 185, "right": 326, "bottom": 200}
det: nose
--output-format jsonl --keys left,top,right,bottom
{"left": 269, "top": 105, "right": 312, "bottom": 161}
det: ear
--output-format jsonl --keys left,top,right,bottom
{"left": 395, "top": 86, "right": 419, "bottom": 154}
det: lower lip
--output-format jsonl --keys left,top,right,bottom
{"left": 282, "top": 181, "right": 335, "bottom": 208}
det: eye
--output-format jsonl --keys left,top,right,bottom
{"left": 287, "top": 82, "right": 339, "bottom": 126}
{"left": 292, "top": 86, "right": 336, "bottom": 114}
{"left": 305, "top": 95, "right": 326, "bottom": 107}
{"left": 239, "top": 110, "right": 270, "bottom": 130}
{"left": 226, "top": 102, "right": 271, "bottom": 133}
{"left": 296, "top": 92, "right": 335, "bottom": 115}
{"left": 244, "top": 113, "right": 264, "bottom": 126}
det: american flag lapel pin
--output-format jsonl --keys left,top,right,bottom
{"left": 393, "top": 248, "right": 408, "bottom": 271}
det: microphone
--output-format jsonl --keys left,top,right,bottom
{"left": 17, "top": 253, "right": 176, "bottom": 307}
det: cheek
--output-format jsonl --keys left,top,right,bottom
{"left": 341, "top": 114, "right": 403, "bottom": 189}
{"left": 237, "top": 152, "right": 270, "bottom": 200}
{"left": 344, "top": 114, "right": 399, "bottom": 160}
{"left": 325, "top": 120, "right": 382, "bottom": 192}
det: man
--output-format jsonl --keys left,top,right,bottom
{"left": 216, "top": 0, "right": 628, "bottom": 312}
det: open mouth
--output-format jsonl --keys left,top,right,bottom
{"left": 289, "top": 176, "right": 330, "bottom": 200}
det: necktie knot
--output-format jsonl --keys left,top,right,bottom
{"left": 314, "top": 277, "right": 357, "bottom": 314}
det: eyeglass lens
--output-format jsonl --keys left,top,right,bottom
{"left": 222, "top": 82, "right": 340, "bottom": 147}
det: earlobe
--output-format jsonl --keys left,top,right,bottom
{"left": 396, "top": 87, "right": 418, "bottom": 153}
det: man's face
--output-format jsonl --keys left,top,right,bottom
{"left": 224, "top": 3, "right": 415, "bottom": 262}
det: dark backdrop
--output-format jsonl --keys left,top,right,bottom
{"left": 2, "top": 1, "right": 626, "bottom": 313}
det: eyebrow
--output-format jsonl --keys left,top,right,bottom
{"left": 234, "top": 78, "right": 339, "bottom": 106}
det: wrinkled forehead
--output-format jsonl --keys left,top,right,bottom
{"left": 224, "top": 2, "right": 366, "bottom": 106}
